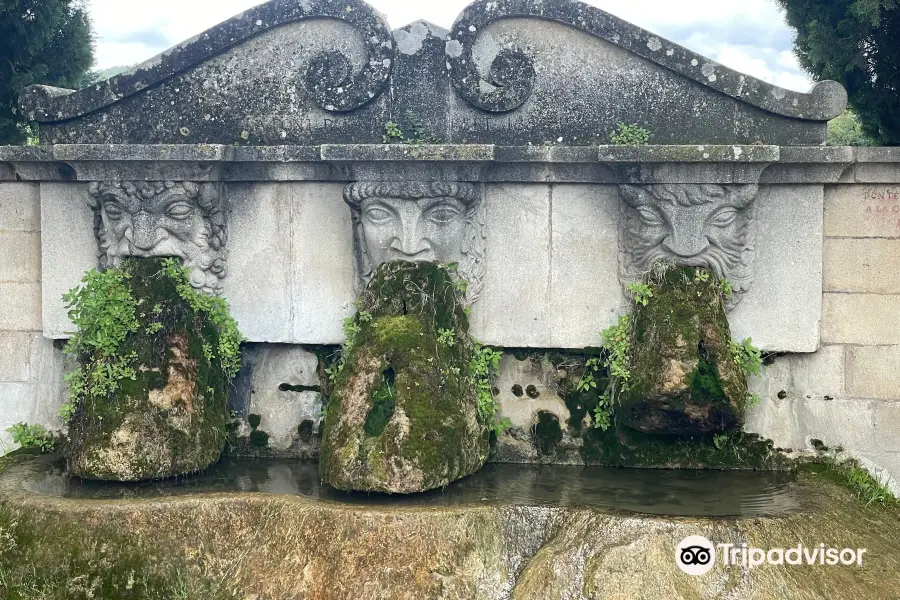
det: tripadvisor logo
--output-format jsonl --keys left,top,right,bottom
{"left": 675, "top": 535, "right": 867, "bottom": 575}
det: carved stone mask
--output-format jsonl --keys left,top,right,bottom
{"left": 343, "top": 182, "right": 486, "bottom": 304}
{"left": 618, "top": 184, "right": 759, "bottom": 308}
{"left": 87, "top": 181, "right": 228, "bottom": 295}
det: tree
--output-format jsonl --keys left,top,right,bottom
{"left": 828, "top": 109, "right": 877, "bottom": 146}
{"left": 778, "top": 0, "right": 899, "bottom": 146}
{"left": 0, "top": 0, "right": 94, "bottom": 145}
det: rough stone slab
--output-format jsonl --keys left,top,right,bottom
{"left": 749, "top": 345, "right": 846, "bottom": 401}
{"left": 39, "top": 183, "right": 96, "bottom": 338}
{"left": 0, "top": 184, "right": 40, "bottom": 231}
{"left": 549, "top": 184, "right": 622, "bottom": 347}
{"left": 822, "top": 293, "right": 900, "bottom": 345}
{"left": 221, "top": 183, "right": 293, "bottom": 342}
{"left": 729, "top": 185, "right": 823, "bottom": 352}
{"left": 0, "top": 383, "right": 37, "bottom": 451}
{"left": 780, "top": 147, "right": 856, "bottom": 163}
{"left": 824, "top": 238, "right": 900, "bottom": 293}
{"left": 745, "top": 395, "right": 876, "bottom": 453}
{"left": 875, "top": 402, "right": 900, "bottom": 451}
{"left": 241, "top": 344, "right": 322, "bottom": 451}
{"left": 0, "top": 331, "right": 31, "bottom": 382}
{"left": 825, "top": 185, "right": 900, "bottom": 238}
{"left": 494, "top": 353, "right": 571, "bottom": 430}
{"left": 321, "top": 144, "right": 495, "bottom": 162}
{"left": 472, "top": 183, "right": 551, "bottom": 346}
{"left": 597, "top": 145, "right": 778, "bottom": 163}
{"left": 0, "top": 231, "right": 40, "bottom": 283}
{"left": 858, "top": 148, "right": 900, "bottom": 163}
{"left": 847, "top": 346, "right": 900, "bottom": 400}
{"left": 854, "top": 164, "right": 900, "bottom": 184}
{"left": 496, "top": 146, "right": 597, "bottom": 163}
{"left": 291, "top": 183, "right": 356, "bottom": 343}
{"left": 0, "top": 283, "right": 41, "bottom": 331}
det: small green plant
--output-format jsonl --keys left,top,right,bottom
{"left": 719, "top": 278, "right": 734, "bottom": 298}
{"left": 403, "top": 110, "right": 430, "bottom": 143}
{"left": 470, "top": 344, "right": 508, "bottom": 434}
{"left": 601, "top": 315, "right": 632, "bottom": 384}
{"left": 609, "top": 123, "right": 651, "bottom": 145}
{"left": 382, "top": 121, "right": 404, "bottom": 143}
{"left": 437, "top": 328, "right": 456, "bottom": 347}
{"left": 693, "top": 270, "right": 711, "bottom": 283}
{"left": 626, "top": 282, "right": 653, "bottom": 306}
{"left": 821, "top": 458, "right": 898, "bottom": 507}
{"left": 58, "top": 401, "right": 77, "bottom": 423}
{"left": 5, "top": 423, "right": 54, "bottom": 453}
{"left": 592, "top": 394, "right": 612, "bottom": 431}
{"left": 730, "top": 337, "right": 762, "bottom": 377}
{"left": 746, "top": 392, "right": 761, "bottom": 407}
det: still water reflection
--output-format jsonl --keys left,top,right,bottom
{"left": 24, "top": 458, "right": 798, "bottom": 517}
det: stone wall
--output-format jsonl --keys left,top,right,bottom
{"left": 0, "top": 183, "right": 66, "bottom": 451}
{"left": 746, "top": 183, "right": 900, "bottom": 492}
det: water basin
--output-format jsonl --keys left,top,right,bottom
{"left": 21, "top": 457, "right": 798, "bottom": 517}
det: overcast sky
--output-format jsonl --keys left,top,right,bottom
{"left": 88, "top": 0, "right": 813, "bottom": 92}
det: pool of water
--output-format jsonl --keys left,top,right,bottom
{"left": 20, "top": 458, "right": 799, "bottom": 517}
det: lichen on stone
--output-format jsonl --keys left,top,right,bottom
{"left": 319, "top": 260, "right": 490, "bottom": 493}
{"left": 64, "top": 257, "right": 243, "bottom": 481}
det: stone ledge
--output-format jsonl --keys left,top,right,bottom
{"left": 597, "top": 144, "right": 779, "bottom": 163}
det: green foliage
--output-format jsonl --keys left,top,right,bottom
{"left": 160, "top": 259, "right": 244, "bottom": 379}
{"left": 718, "top": 278, "right": 734, "bottom": 299}
{"left": 0, "top": 0, "right": 95, "bottom": 144}
{"left": 63, "top": 268, "right": 140, "bottom": 401}
{"left": 828, "top": 109, "right": 877, "bottom": 146}
{"left": 815, "top": 457, "right": 900, "bottom": 507}
{"left": 730, "top": 337, "right": 763, "bottom": 377}
{"left": 382, "top": 121, "right": 404, "bottom": 143}
{"left": 470, "top": 344, "right": 509, "bottom": 434}
{"left": 609, "top": 123, "right": 651, "bottom": 145}
{"left": 437, "top": 328, "right": 456, "bottom": 347}
{"left": 626, "top": 282, "right": 653, "bottom": 306}
{"left": 5, "top": 423, "right": 54, "bottom": 452}
{"left": 601, "top": 315, "right": 632, "bottom": 384}
{"left": 779, "top": 0, "right": 900, "bottom": 145}
{"left": 58, "top": 401, "right": 76, "bottom": 423}
{"left": 381, "top": 111, "right": 434, "bottom": 144}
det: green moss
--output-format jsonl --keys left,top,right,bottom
{"left": 364, "top": 373, "right": 397, "bottom": 438}
{"left": 249, "top": 430, "right": 270, "bottom": 448}
{"left": 531, "top": 412, "right": 563, "bottom": 456}
{"left": 64, "top": 258, "right": 238, "bottom": 481}
{"left": 578, "top": 424, "right": 790, "bottom": 470}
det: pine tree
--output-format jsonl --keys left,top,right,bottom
{"left": 778, "top": 0, "right": 899, "bottom": 145}
{"left": 0, "top": 0, "right": 95, "bottom": 144}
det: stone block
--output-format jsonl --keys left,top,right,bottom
{"left": 847, "top": 346, "right": 900, "bottom": 400}
{"left": 875, "top": 402, "right": 900, "bottom": 452}
{"left": 728, "top": 185, "right": 823, "bottom": 352}
{"left": 221, "top": 183, "right": 293, "bottom": 342}
{"left": 824, "top": 185, "right": 900, "bottom": 238}
{"left": 494, "top": 353, "right": 571, "bottom": 430}
{"left": 0, "top": 231, "right": 40, "bottom": 282}
{"left": 242, "top": 344, "right": 322, "bottom": 451}
{"left": 0, "top": 331, "right": 31, "bottom": 382}
{"left": 472, "top": 183, "right": 551, "bottom": 346}
{"left": 822, "top": 293, "right": 900, "bottom": 345}
{"left": 0, "top": 183, "right": 40, "bottom": 231}
{"left": 824, "top": 238, "right": 900, "bottom": 293}
{"left": 0, "top": 383, "right": 37, "bottom": 452}
{"left": 549, "top": 184, "right": 623, "bottom": 348}
{"left": 745, "top": 395, "right": 876, "bottom": 454}
{"left": 291, "top": 182, "right": 356, "bottom": 344}
{"left": 0, "top": 283, "right": 41, "bottom": 331}
{"left": 39, "top": 183, "right": 96, "bottom": 337}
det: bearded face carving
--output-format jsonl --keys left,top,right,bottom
{"left": 87, "top": 181, "right": 229, "bottom": 295}
{"left": 343, "top": 182, "right": 486, "bottom": 304}
{"left": 618, "top": 184, "right": 759, "bottom": 309}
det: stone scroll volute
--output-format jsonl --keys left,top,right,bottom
{"left": 86, "top": 181, "right": 229, "bottom": 295}
{"left": 343, "top": 181, "right": 486, "bottom": 305}
{"left": 618, "top": 183, "right": 759, "bottom": 310}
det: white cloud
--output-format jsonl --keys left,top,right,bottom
{"left": 87, "top": 0, "right": 812, "bottom": 93}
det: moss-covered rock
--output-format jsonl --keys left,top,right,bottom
{"left": 619, "top": 266, "right": 747, "bottom": 434}
{"left": 66, "top": 258, "right": 239, "bottom": 481}
{"left": 319, "top": 261, "right": 489, "bottom": 493}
